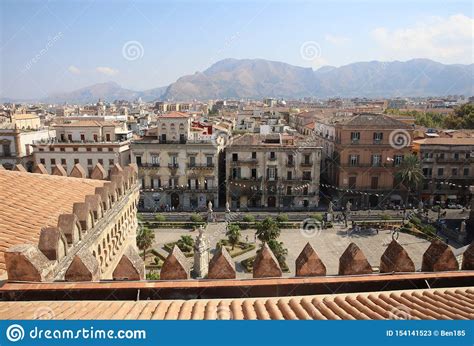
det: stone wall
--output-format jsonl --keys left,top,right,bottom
{"left": 5, "top": 163, "right": 144, "bottom": 282}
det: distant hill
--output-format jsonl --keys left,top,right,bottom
{"left": 6, "top": 58, "right": 471, "bottom": 104}
{"left": 162, "top": 58, "right": 473, "bottom": 100}
{"left": 41, "top": 82, "right": 167, "bottom": 104}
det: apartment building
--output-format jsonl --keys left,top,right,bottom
{"left": 0, "top": 123, "right": 55, "bottom": 170}
{"left": 226, "top": 133, "right": 321, "bottom": 210}
{"left": 318, "top": 113, "right": 414, "bottom": 208}
{"left": 32, "top": 120, "right": 131, "bottom": 177}
{"left": 413, "top": 137, "right": 474, "bottom": 206}
{"left": 131, "top": 113, "right": 222, "bottom": 211}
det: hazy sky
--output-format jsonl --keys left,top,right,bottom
{"left": 1, "top": 0, "right": 472, "bottom": 99}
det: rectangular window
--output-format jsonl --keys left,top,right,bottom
{"left": 351, "top": 132, "right": 360, "bottom": 142}
{"left": 170, "top": 156, "right": 178, "bottom": 167}
{"left": 97, "top": 147, "right": 102, "bottom": 152}
{"left": 454, "top": 152, "right": 459, "bottom": 160}
{"left": 371, "top": 154, "right": 381, "bottom": 167}
{"left": 109, "top": 159, "right": 114, "bottom": 166}
{"left": 251, "top": 168, "right": 257, "bottom": 179}
{"left": 98, "top": 159, "right": 103, "bottom": 165}
{"left": 269, "top": 152, "right": 276, "bottom": 160}
{"left": 206, "top": 156, "right": 213, "bottom": 166}
{"left": 87, "top": 159, "right": 93, "bottom": 165}
{"left": 252, "top": 152, "right": 257, "bottom": 159}
{"left": 393, "top": 155, "right": 403, "bottom": 166}
{"left": 74, "top": 159, "right": 79, "bottom": 164}
{"left": 61, "top": 159, "right": 66, "bottom": 165}
{"left": 373, "top": 132, "right": 383, "bottom": 143}
{"left": 304, "top": 154, "right": 311, "bottom": 164}
{"left": 80, "top": 134, "right": 85, "bottom": 141}
{"left": 151, "top": 155, "right": 160, "bottom": 166}
{"left": 349, "top": 155, "right": 359, "bottom": 166}
{"left": 452, "top": 168, "right": 458, "bottom": 176}
{"left": 40, "top": 158, "right": 45, "bottom": 164}
{"left": 86, "top": 147, "right": 91, "bottom": 152}
{"left": 50, "top": 158, "right": 56, "bottom": 165}
{"left": 287, "top": 171, "right": 292, "bottom": 180}
{"left": 232, "top": 167, "right": 241, "bottom": 179}
{"left": 268, "top": 167, "right": 276, "bottom": 180}
{"left": 60, "top": 147, "right": 65, "bottom": 152}
{"left": 302, "top": 171, "right": 311, "bottom": 180}
{"left": 437, "top": 168, "right": 444, "bottom": 177}
{"left": 464, "top": 167, "right": 469, "bottom": 176}
{"left": 232, "top": 153, "right": 238, "bottom": 162}
{"left": 189, "top": 156, "right": 196, "bottom": 167}
{"left": 286, "top": 186, "right": 292, "bottom": 195}
{"left": 287, "top": 154, "right": 294, "bottom": 165}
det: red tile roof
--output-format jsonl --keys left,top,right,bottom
{"left": 0, "top": 287, "right": 471, "bottom": 320}
{"left": 0, "top": 170, "right": 105, "bottom": 278}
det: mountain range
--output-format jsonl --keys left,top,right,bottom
{"left": 8, "top": 58, "right": 474, "bottom": 104}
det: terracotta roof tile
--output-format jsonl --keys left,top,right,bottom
{"left": 0, "top": 170, "right": 105, "bottom": 278}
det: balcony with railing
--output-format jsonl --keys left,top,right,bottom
{"left": 188, "top": 163, "right": 215, "bottom": 169}
{"left": 137, "top": 162, "right": 160, "bottom": 168}
{"left": 230, "top": 159, "right": 258, "bottom": 166}
{"left": 168, "top": 163, "right": 179, "bottom": 169}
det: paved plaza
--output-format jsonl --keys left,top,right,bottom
{"left": 151, "top": 221, "right": 434, "bottom": 278}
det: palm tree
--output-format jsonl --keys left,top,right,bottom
{"left": 226, "top": 224, "right": 241, "bottom": 250}
{"left": 136, "top": 227, "right": 155, "bottom": 261}
{"left": 255, "top": 217, "right": 281, "bottom": 243}
{"left": 266, "top": 239, "right": 288, "bottom": 268}
{"left": 395, "top": 154, "right": 424, "bottom": 212}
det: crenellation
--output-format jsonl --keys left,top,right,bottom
{"left": 38, "top": 226, "right": 68, "bottom": 261}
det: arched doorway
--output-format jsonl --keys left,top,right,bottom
{"left": 267, "top": 196, "right": 276, "bottom": 208}
{"left": 171, "top": 193, "right": 180, "bottom": 209}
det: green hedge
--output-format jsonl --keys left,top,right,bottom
{"left": 142, "top": 221, "right": 206, "bottom": 229}
{"left": 217, "top": 240, "right": 256, "bottom": 258}
{"left": 230, "top": 221, "right": 301, "bottom": 229}
{"left": 163, "top": 242, "right": 194, "bottom": 257}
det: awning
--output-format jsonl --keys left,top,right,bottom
{"left": 390, "top": 195, "right": 402, "bottom": 200}
{"left": 447, "top": 195, "right": 457, "bottom": 199}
